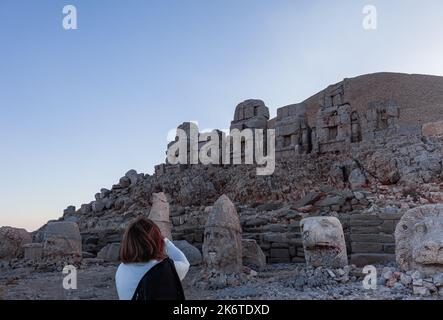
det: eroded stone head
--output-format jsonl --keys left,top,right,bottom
{"left": 202, "top": 195, "right": 242, "bottom": 274}
{"left": 395, "top": 204, "right": 443, "bottom": 276}
{"left": 300, "top": 216, "right": 348, "bottom": 268}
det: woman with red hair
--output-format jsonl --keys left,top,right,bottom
{"left": 115, "top": 216, "right": 190, "bottom": 300}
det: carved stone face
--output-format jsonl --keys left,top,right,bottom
{"left": 396, "top": 205, "right": 443, "bottom": 275}
{"left": 202, "top": 226, "right": 242, "bottom": 274}
{"left": 300, "top": 216, "right": 348, "bottom": 268}
{"left": 202, "top": 195, "right": 242, "bottom": 274}
{"left": 412, "top": 218, "right": 443, "bottom": 265}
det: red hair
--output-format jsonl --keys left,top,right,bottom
{"left": 120, "top": 216, "right": 166, "bottom": 263}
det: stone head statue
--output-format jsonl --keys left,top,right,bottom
{"left": 300, "top": 216, "right": 348, "bottom": 268}
{"left": 202, "top": 195, "right": 242, "bottom": 274}
{"left": 148, "top": 192, "right": 172, "bottom": 240}
{"left": 395, "top": 204, "right": 443, "bottom": 276}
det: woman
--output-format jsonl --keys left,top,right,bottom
{"left": 115, "top": 216, "right": 190, "bottom": 300}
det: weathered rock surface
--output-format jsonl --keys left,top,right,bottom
{"left": 41, "top": 222, "right": 82, "bottom": 257}
{"left": 202, "top": 195, "right": 242, "bottom": 274}
{"left": 23, "top": 243, "right": 43, "bottom": 260}
{"left": 0, "top": 227, "right": 32, "bottom": 259}
{"left": 395, "top": 204, "right": 443, "bottom": 275}
{"left": 96, "top": 243, "right": 120, "bottom": 262}
{"left": 300, "top": 216, "right": 348, "bottom": 268}
{"left": 148, "top": 192, "right": 172, "bottom": 240}
{"left": 173, "top": 240, "right": 202, "bottom": 266}
{"left": 242, "top": 239, "right": 266, "bottom": 270}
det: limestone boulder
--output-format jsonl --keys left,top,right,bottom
{"left": 125, "top": 169, "right": 140, "bottom": 187}
{"left": 97, "top": 243, "right": 120, "bottom": 262}
{"left": 348, "top": 168, "right": 367, "bottom": 190}
{"left": 42, "top": 222, "right": 82, "bottom": 257}
{"left": 173, "top": 240, "right": 202, "bottom": 266}
{"left": 422, "top": 120, "right": 443, "bottom": 137}
{"left": 80, "top": 203, "right": 92, "bottom": 215}
{"left": 0, "top": 227, "right": 32, "bottom": 259}
{"left": 63, "top": 206, "right": 76, "bottom": 216}
{"left": 92, "top": 201, "right": 105, "bottom": 213}
{"left": 242, "top": 239, "right": 266, "bottom": 270}
{"left": 119, "top": 176, "right": 131, "bottom": 188}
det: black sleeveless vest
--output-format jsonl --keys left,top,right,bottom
{"left": 131, "top": 258, "right": 186, "bottom": 301}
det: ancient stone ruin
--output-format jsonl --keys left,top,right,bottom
{"left": 230, "top": 99, "right": 270, "bottom": 131}
{"left": 202, "top": 195, "right": 242, "bottom": 275}
{"left": 161, "top": 73, "right": 443, "bottom": 172}
{"left": 275, "top": 103, "right": 311, "bottom": 157}
{"left": 300, "top": 216, "right": 348, "bottom": 268}
{"left": 395, "top": 204, "right": 443, "bottom": 276}
{"left": 60, "top": 73, "right": 441, "bottom": 275}
{"left": 2, "top": 72, "right": 443, "bottom": 298}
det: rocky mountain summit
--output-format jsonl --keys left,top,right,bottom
{"left": 1, "top": 72, "right": 443, "bottom": 300}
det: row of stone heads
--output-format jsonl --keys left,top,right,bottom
{"left": 4, "top": 194, "right": 442, "bottom": 279}
{"left": 196, "top": 195, "right": 443, "bottom": 277}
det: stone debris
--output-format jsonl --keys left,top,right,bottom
{"left": 380, "top": 266, "right": 443, "bottom": 297}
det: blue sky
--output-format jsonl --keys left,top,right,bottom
{"left": 1, "top": 0, "right": 443, "bottom": 231}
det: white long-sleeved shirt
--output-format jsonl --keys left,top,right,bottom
{"left": 115, "top": 238, "right": 190, "bottom": 300}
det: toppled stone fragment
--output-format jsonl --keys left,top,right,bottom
{"left": 242, "top": 239, "right": 266, "bottom": 270}
{"left": 148, "top": 192, "right": 172, "bottom": 240}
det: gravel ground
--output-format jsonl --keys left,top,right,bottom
{"left": 1, "top": 262, "right": 442, "bottom": 300}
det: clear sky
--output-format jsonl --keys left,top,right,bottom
{"left": 1, "top": 0, "right": 443, "bottom": 231}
